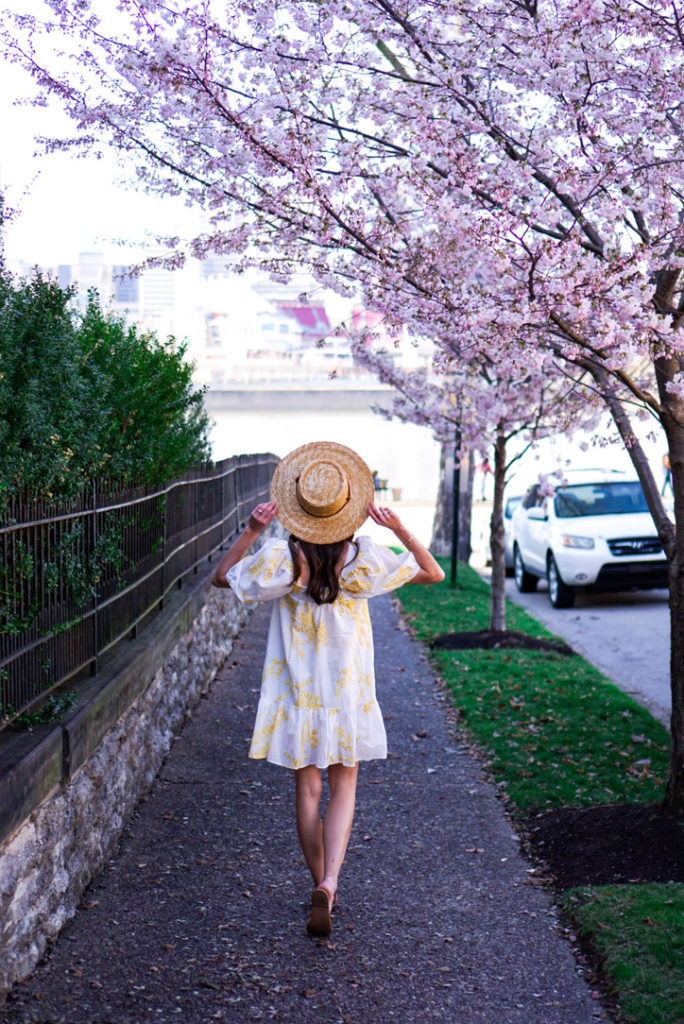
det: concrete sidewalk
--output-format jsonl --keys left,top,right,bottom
{"left": 3, "top": 597, "right": 601, "bottom": 1024}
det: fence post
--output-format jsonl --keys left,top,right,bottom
{"left": 193, "top": 473, "right": 199, "bottom": 575}
{"left": 91, "top": 480, "right": 99, "bottom": 676}
{"left": 221, "top": 461, "right": 227, "bottom": 551}
{"left": 236, "top": 457, "right": 244, "bottom": 533}
{"left": 160, "top": 488, "right": 167, "bottom": 610}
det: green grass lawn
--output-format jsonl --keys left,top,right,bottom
{"left": 561, "top": 884, "right": 684, "bottom": 1024}
{"left": 396, "top": 563, "right": 682, "bottom": 1024}
{"left": 397, "top": 563, "right": 669, "bottom": 811}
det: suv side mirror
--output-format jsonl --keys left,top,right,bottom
{"left": 527, "top": 506, "right": 547, "bottom": 521}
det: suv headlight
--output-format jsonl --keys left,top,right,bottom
{"left": 561, "top": 535, "right": 595, "bottom": 549}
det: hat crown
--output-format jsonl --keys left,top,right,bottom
{"left": 270, "top": 440, "right": 372, "bottom": 544}
{"left": 296, "top": 460, "right": 350, "bottom": 519}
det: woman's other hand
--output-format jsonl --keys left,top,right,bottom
{"left": 367, "top": 502, "right": 444, "bottom": 585}
{"left": 212, "top": 501, "right": 278, "bottom": 588}
{"left": 367, "top": 502, "right": 409, "bottom": 542}
{"left": 248, "top": 500, "right": 278, "bottom": 533}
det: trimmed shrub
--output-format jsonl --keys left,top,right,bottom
{"left": 0, "top": 272, "right": 210, "bottom": 503}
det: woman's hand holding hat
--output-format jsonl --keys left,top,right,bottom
{"left": 212, "top": 500, "right": 277, "bottom": 589}
{"left": 367, "top": 502, "right": 445, "bottom": 585}
{"left": 367, "top": 502, "right": 411, "bottom": 544}
{"left": 249, "top": 500, "right": 278, "bottom": 534}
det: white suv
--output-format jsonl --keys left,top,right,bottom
{"left": 511, "top": 469, "right": 668, "bottom": 608}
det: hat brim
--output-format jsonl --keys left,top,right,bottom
{"left": 270, "top": 441, "right": 375, "bottom": 544}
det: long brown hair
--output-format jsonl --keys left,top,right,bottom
{"left": 288, "top": 535, "right": 358, "bottom": 605}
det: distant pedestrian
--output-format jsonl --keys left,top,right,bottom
{"left": 212, "top": 441, "right": 444, "bottom": 936}
{"left": 662, "top": 452, "right": 673, "bottom": 496}
{"left": 372, "top": 468, "right": 387, "bottom": 496}
{"left": 476, "top": 453, "right": 493, "bottom": 500}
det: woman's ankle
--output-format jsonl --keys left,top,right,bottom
{"left": 317, "top": 876, "right": 337, "bottom": 908}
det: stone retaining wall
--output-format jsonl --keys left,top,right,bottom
{"left": 0, "top": 574, "right": 249, "bottom": 1000}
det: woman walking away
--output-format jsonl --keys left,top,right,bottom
{"left": 212, "top": 441, "right": 444, "bottom": 936}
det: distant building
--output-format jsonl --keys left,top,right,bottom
{"left": 140, "top": 264, "right": 175, "bottom": 320}
{"left": 275, "top": 301, "right": 331, "bottom": 350}
{"left": 57, "top": 264, "right": 72, "bottom": 290}
{"left": 78, "top": 252, "right": 112, "bottom": 294}
{"left": 6, "top": 247, "right": 428, "bottom": 385}
{"left": 199, "top": 256, "right": 233, "bottom": 279}
{"left": 112, "top": 266, "right": 139, "bottom": 307}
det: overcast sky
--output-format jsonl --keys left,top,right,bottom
{"left": 0, "top": 54, "right": 198, "bottom": 268}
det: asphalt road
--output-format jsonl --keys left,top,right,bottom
{"left": 505, "top": 577, "right": 671, "bottom": 727}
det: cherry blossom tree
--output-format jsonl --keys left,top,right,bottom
{"left": 3, "top": 0, "right": 683, "bottom": 808}
{"left": 351, "top": 336, "right": 595, "bottom": 631}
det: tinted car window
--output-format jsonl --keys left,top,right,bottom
{"left": 521, "top": 485, "right": 540, "bottom": 509}
{"left": 554, "top": 481, "right": 650, "bottom": 518}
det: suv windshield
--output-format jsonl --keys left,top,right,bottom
{"left": 554, "top": 481, "right": 650, "bottom": 518}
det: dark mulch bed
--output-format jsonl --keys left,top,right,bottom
{"left": 430, "top": 629, "right": 573, "bottom": 656}
{"left": 524, "top": 803, "right": 684, "bottom": 889}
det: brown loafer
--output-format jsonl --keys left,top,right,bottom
{"left": 306, "top": 888, "right": 332, "bottom": 936}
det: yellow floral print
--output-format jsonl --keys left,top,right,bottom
{"left": 285, "top": 597, "right": 330, "bottom": 658}
{"left": 247, "top": 547, "right": 291, "bottom": 583}
{"left": 262, "top": 657, "right": 289, "bottom": 681}
{"left": 249, "top": 704, "right": 288, "bottom": 759}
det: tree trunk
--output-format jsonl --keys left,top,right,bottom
{"left": 489, "top": 428, "right": 507, "bottom": 632}
{"left": 431, "top": 441, "right": 474, "bottom": 561}
{"left": 654, "top": 357, "right": 684, "bottom": 814}
{"left": 590, "top": 362, "right": 682, "bottom": 813}
{"left": 457, "top": 449, "right": 474, "bottom": 564}
{"left": 590, "top": 365, "right": 673, "bottom": 543}
{"left": 664, "top": 552, "right": 684, "bottom": 813}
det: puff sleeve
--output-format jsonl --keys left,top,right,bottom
{"left": 341, "top": 535, "right": 420, "bottom": 599}
{"left": 225, "top": 539, "right": 295, "bottom": 605}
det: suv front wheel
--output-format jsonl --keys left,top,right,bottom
{"left": 514, "top": 546, "right": 538, "bottom": 593}
{"left": 547, "top": 554, "right": 575, "bottom": 609}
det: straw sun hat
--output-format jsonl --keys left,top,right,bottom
{"left": 270, "top": 441, "right": 375, "bottom": 544}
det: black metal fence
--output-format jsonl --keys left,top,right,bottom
{"left": 0, "top": 453, "right": 278, "bottom": 729}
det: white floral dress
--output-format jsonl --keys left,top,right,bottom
{"left": 226, "top": 535, "right": 419, "bottom": 769}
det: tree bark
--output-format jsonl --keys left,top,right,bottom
{"left": 489, "top": 427, "right": 507, "bottom": 632}
{"left": 664, "top": 553, "right": 684, "bottom": 813}
{"left": 431, "top": 441, "right": 474, "bottom": 561}
{"left": 457, "top": 450, "right": 474, "bottom": 564}
{"left": 654, "top": 356, "right": 684, "bottom": 814}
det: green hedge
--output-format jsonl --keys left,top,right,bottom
{"left": 0, "top": 270, "right": 210, "bottom": 503}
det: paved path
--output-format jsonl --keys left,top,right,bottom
{"left": 505, "top": 578, "right": 671, "bottom": 727}
{"left": 4, "top": 597, "right": 599, "bottom": 1024}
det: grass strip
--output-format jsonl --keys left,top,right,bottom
{"left": 396, "top": 562, "right": 669, "bottom": 811}
{"left": 560, "top": 884, "right": 684, "bottom": 1024}
{"left": 396, "top": 562, "right": 680, "bottom": 1024}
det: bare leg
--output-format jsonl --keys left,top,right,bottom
{"left": 318, "top": 762, "right": 359, "bottom": 907}
{"left": 294, "top": 765, "right": 324, "bottom": 885}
